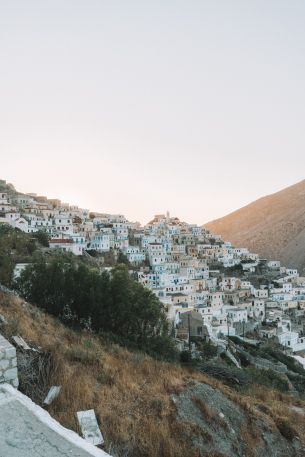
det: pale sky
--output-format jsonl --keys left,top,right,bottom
{"left": 1, "top": 1, "right": 305, "bottom": 225}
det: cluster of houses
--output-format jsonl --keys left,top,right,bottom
{"left": 0, "top": 185, "right": 139, "bottom": 256}
{"left": 133, "top": 214, "right": 305, "bottom": 355}
{"left": 2, "top": 180, "right": 305, "bottom": 356}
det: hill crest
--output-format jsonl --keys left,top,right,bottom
{"left": 204, "top": 179, "right": 305, "bottom": 272}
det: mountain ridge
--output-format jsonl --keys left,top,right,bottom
{"left": 204, "top": 179, "right": 305, "bottom": 272}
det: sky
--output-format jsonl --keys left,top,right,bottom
{"left": 1, "top": 1, "right": 305, "bottom": 225}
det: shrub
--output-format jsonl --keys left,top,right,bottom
{"left": 220, "top": 352, "right": 236, "bottom": 366}
{"left": 180, "top": 350, "right": 192, "bottom": 364}
{"left": 65, "top": 346, "right": 102, "bottom": 366}
{"left": 239, "top": 351, "right": 251, "bottom": 367}
{"left": 286, "top": 372, "right": 305, "bottom": 395}
{"left": 275, "top": 417, "right": 297, "bottom": 441}
{"left": 198, "top": 341, "right": 218, "bottom": 360}
{"left": 245, "top": 368, "right": 289, "bottom": 392}
{"left": 33, "top": 230, "right": 50, "bottom": 247}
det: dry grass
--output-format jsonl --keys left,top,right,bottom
{"left": 275, "top": 417, "right": 297, "bottom": 441}
{"left": 0, "top": 292, "right": 199, "bottom": 456}
{"left": 191, "top": 396, "right": 229, "bottom": 434}
{"left": 1, "top": 291, "right": 305, "bottom": 457}
{"left": 191, "top": 396, "right": 217, "bottom": 421}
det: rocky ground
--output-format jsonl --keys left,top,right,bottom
{"left": 173, "top": 381, "right": 303, "bottom": 457}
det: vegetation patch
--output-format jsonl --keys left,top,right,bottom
{"left": 275, "top": 417, "right": 297, "bottom": 441}
{"left": 0, "top": 292, "right": 304, "bottom": 457}
{"left": 244, "top": 367, "right": 289, "bottom": 392}
{"left": 16, "top": 259, "right": 178, "bottom": 360}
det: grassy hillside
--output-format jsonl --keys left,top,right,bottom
{"left": 1, "top": 291, "right": 305, "bottom": 457}
{"left": 204, "top": 179, "right": 305, "bottom": 272}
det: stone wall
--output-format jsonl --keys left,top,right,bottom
{"left": 0, "top": 333, "right": 18, "bottom": 388}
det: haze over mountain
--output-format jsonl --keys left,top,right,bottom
{"left": 204, "top": 180, "right": 305, "bottom": 273}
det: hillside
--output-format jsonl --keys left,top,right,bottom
{"left": 204, "top": 180, "right": 305, "bottom": 272}
{"left": 1, "top": 290, "right": 305, "bottom": 457}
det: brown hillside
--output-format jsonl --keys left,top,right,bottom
{"left": 1, "top": 291, "right": 305, "bottom": 457}
{"left": 204, "top": 180, "right": 305, "bottom": 272}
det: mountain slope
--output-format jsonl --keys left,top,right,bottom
{"left": 1, "top": 289, "right": 305, "bottom": 457}
{"left": 204, "top": 180, "right": 305, "bottom": 272}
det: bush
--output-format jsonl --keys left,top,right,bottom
{"left": 65, "top": 346, "right": 102, "bottom": 366}
{"left": 245, "top": 368, "right": 289, "bottom": 392}
{"left": 33, "top": 230, "right": 50, "bottom": 247}
{"left": 198, "top": 341, "right": 218, "bottom": 360}
{"left": 117, "top": 251, "right": 130, "bottom": 266}
{"left": 239, "top": 351, "right": 251, "bottom": 368}
{"left": 86, "top": 249, "right": 98, "bottom": 257}
{"left": 180, "top": 350, "right": 192, "bottom": 364}
{"left": 220, "top": 352, "right": 236, "bottom": 366}
{"left": 0, "top": 226, "right": 37, "bottom": 286}
{"left": 286, "top": 372, "right": 305, "bottom": 395}
{"left": 275, "top": 417, "right": 297, "bottom": 441}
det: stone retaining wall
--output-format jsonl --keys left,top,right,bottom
{"left": 0, "top": 333, "right": 18, "bottom": 388}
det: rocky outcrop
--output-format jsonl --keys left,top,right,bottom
{"left": 172, "top": 382, "right": 304, "bottom": 457}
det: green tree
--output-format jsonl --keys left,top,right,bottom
{"left": 117, "top": 251, "right": 130, "bottom": 266}
{"left": 16, "top": 261, "right": 176, "bottom": 359}
{"left": 33, "top": 230, "right": 50, "bottom": 247}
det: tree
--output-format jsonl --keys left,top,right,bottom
{"left": 0, "top": 225, "right": 36, "bottom": 286}
{"left": 33, "top": 230, "right": 50, "bottom": 247}
{"left": 117, "top": 251, "right": 130, "bottom": 266}
{"left": 0, "top": 253, "right": 14, "bottom": 287}
{"left": 16, "top": 260, "right": 176, "bottom": 359}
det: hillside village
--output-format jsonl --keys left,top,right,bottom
{"left": 1, "top": 178, "right": 305, "bottom": 361}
